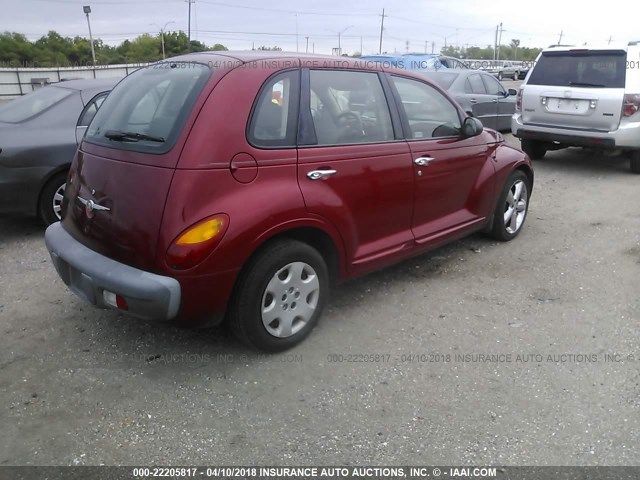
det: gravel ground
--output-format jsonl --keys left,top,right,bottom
{"left": 1, "top": 134, "right": 639, "bottom": 466}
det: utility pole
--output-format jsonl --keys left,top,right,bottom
{"left": 405, "top": 40, "right": 409, "bottom": 53}
{"left": 360, "top": 36, "right": 363, "bottom": 55}
{"left": 431, "top": 41, "right": 434, "bottom": 54}
{"left": 312, "top": 42, "right": 315, "bottom": 53}
{"left": 186, "top": 0, "right": 195, "bottom": 51}
{"left": 558, "top": 29, "right": 564, "bottom": 44}
{"left": 608, "top": 35, "right": 612, "bottom": 45}
{"left": 494, "top": 24, "right": 498, "bottom": 60}
{"left": 497, "top": 22, "right": 503, "bottom": 60}
{"left": 295, "top": 13, "right": 299, "bottom": 52}
{"left": 424, "top": 40, "right": 428, "bottom": 53}
{"left": 306, "top": 36, "right": 309, "bottom": 53}
{"left": 378, "top": 8, "right": 386, "bottom": 54}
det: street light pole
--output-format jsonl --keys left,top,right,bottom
{"left": 151, "top": 21, "right": 175, "bottom": 59}
{"left": 83, "top": 5, "right": 96, "bottom": 64}
{"left": 338, "top": 25, "right": 354, "bottom": 56}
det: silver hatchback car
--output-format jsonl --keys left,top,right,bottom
{"left": 512, "top": 42, "right": 640, "bottom": 173}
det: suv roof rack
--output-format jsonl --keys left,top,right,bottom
{"left": 547, "top": 44, "right": 574, "bottom": 48}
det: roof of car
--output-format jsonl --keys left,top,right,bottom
{"left": 162, "top": 51, "right": 426, "bottom": 73}
{"left": 52, "top": 77, "right": 120, "bottom": 92}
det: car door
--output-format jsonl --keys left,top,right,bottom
{"left": 297, "top": 69, "right": 415, "bottom": 272}
{"left": 75, "top": 92, "right": 109, "bottom": 144}
{"left": 481, "top": 73, "right": 514, "bottom": 131}
{"left": 463, "top": 73, "right": 498, "bottom": 129}
{"left": 388, "top": 74, "right": 492, "bottom": 245}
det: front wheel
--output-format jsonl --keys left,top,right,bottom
{"left": 513, "top": 71, "right": 519, "bottom": 81}
{"left": 227, "top": 239, "right": 329, "bottom": 352}
{"left": 38, "top": 172, "right": 68, "bottom": 226}
{"left": 488, "top": 170, "right": 531, "bottom": 242}
{"left": 497, "top": 72, "right": 503, "bottom": 80}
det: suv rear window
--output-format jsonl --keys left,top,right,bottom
{"left": 528, "top": 50, "right": 626, "bottom": 88}
{"left": 85, "top": 62, "right": 211, "bottom": 154}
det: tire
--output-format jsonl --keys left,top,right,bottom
{"left": 488, "top": 170, "right": 531, "bottom": 242}
{"left": 227, "top": 239, "right": 329, "bottom": 352}
{"left": 38, "top": 172, "right": 68, "bottom": 226}
{"left": 513, "top": 71, "right": 519, "bottom": 81}
{"left": 521, "top": 139, "right": 547, "bottom": 160}
{"left": 497, "top": 72, "right": 503, "bottom": 80}
{"left": 630, "top": 150, "right": 640, "bottom": 174}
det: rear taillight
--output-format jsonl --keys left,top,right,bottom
{"left": 166, "top": 214, "right": 229, "bottom": 270}
{"left": 622, "top": 94, "right": 640, "bottom": 117}
{"left": 515, "top": 89, "right": 523, "bottom": 112}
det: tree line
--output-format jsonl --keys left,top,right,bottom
{"left": 0, "top": 31, "right": 228, "bottom": 67}
{"left": 0, "top": 31, "right": 542, "bottom": 68}
{"left": 440, "top": 40, "right": 541, "bottom": 61}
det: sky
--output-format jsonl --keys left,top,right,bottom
{"left": 0, "top": 0, "right": 638, "bottom": 56}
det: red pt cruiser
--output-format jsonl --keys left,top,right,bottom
{"left": 45, "top": 52, "right": 533, "bottom": 351}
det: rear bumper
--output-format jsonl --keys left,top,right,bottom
{"left": 44, "top": 222, "right": 181, "bottom": 321}
{"left": 512, "top": 114, "right": 640, "bottom": 149}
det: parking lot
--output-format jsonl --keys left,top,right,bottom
{"left": 1, "top": 130, "right": 639, "bottom": 466}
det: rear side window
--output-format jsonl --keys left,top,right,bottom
{"left": 528, "top": 50, "right": 626, "bottom": 88}
{"left": 309, "top": 70, "right": 394, "bottom": 146}
{"left": 466, "top": 74, "right": 487, "bottom": 94}
{"left": 248, "top": 70, "right": 300, "bottom": 148}
{"left": 0, "top": 86, "right": 73, "bottom": 123}
{"left": 85, "top": 62, "right": 211, "bottom": 154}
{"left": 77, "top": 92, "right": 108, "bottom": 127}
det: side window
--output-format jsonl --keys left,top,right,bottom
{"left": 309, "top": 70, "right": 394, "bottom": 146}
{"left": 248, "top": 70, "right": 300, "bottom": 148}
{"left": 77, "top": 92, "right": 108, "bottom": 127}
{"left": 482, "top": 74, "right": 506, "bottom": 96}
{"left": 467, "top": 74, "right": 487, "bottom": 94}
{"left": 391, "top": 75, "right": 461, "bottom": 139}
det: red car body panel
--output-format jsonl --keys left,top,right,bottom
{"left": 58, "top": 52, "right": 532, "bottom": 321}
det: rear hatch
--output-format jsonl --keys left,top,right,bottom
{"left": 61, "top": 60, "right": 213, "bottom": 271}
{"left": 522, "top": 49, "right": 626, "bottom": 131}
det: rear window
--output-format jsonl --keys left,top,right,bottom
{"left": 420, "top": 72, "right": 459, "bottom": 90}
{"left": 528, "top": 50, "right": 626, "bottom": 88}
{"left": 85, "top": 62, "right": 211, "bottom": 154}
{"left": 0, "top": 86, "right": 73, "bottom": 123}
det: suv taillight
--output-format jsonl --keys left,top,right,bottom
{"left": 622, "top": 94, "right": 640, "bottom": 117}
{"left": 515, "top": 89, "right": 523, "bottom": 112}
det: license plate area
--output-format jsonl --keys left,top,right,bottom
{"left": 546, "top": 97, "right": 591, "bottom": 115}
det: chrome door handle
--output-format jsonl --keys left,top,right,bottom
{"left": 469, "top": 98, "right": 478, "bottom": 104}
{"left": 492, "top": 99, "right": 498, "bottom": 103}
{"left": 414, "top": 157, "right": 434, "bottom": 166}
{"left": 307, "top": 169, "right": 337, "bottom": 180}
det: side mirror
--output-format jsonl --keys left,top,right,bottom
{"left": 508, "top": 88, "right": 518, "bottom": 96}
{"left": 461, "top": 117, "right": 483, "bottom": 137}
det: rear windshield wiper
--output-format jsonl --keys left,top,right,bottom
{"left": 104, "top": 130, "right": 165, "bottom": 142}
{"left": 568, "top": 81, "right": 606, "bottom": 88}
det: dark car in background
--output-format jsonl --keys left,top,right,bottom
{"left": 0, "top": 78, "right": 118, "bottom": 224}
{"left": 420, "top": 70, "right": 518, "bottom": 131}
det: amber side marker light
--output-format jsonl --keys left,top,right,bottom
{"left": 167, "top": 214, "right": 230, "bottom": 270}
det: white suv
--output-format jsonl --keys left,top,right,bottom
{"left": 512, "top": 42, "right": 640, "bottom": 173}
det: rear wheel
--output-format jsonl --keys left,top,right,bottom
{"left": 38, "top": 172, "right": 68, "bottom": 226}
{"left": 521, "top": 139, "right": 547, "bottom": 160}
{"left": 227, "top": 239, "right": 329, "bottom": 352}
{"left": 488, "top": 170, "right": 531, "bottom": 242}
{"left": 630, "top": 150, "right": 640, "bottom": 174}
{"left": 513, "top": 71, "right": 519, "bottom": 80}
{"left": 497, "top": 72, "right": 504, "bottom": 80}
